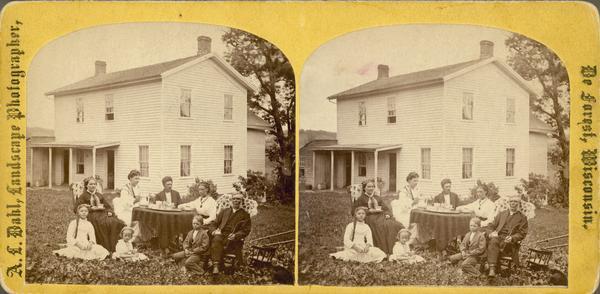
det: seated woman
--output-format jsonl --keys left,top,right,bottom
{"left": 113, "top": 169, "right": 156, "bottom": 243}
{"left": 456, "top": 185, "right": 497, "bottom": 226}
{"left": 112, "top": 227, "right": 148, "bottom": 261}
{"left": 389, "top": 229, "right": 425, "bottom": 263}
{"left": 391, "top": 172, "right": 426, "bottom": 228}
{"left": 330, "top": 206, "right": 386, "bottom": 263}
{"left": 75, "top": 177, "right": 125, "bottom": 252}
{"left": 352, "top": 179, "right": 403, "bottom": 255}
{"left": 178, "top": 182, "right": 217, "bottom": 223}
{"left": 54, "top": 204, "right": 110, "bottom": 260}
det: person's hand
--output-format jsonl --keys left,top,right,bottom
{"left": 213, "top": 229, "right": 221, "bottom": 235}
{"left": 489, "top": 231, "right": 498, "bottom": 238}
{"left": 107, "top": 211, "right": 113, "bottom": 217}
{"left": 461, "top": 251, "right": 467, "bottom": 258}
{"left": 184, "top": 249, "right": 190, "bottom": 256}
{"left": 385, "top": 214, "right": 390, "bottom": 219}
{"left": 227, "top": 233, "right": 235, "bottom": 241}
{"left": 505, "top": 236, "right": 512, "bottom": 243}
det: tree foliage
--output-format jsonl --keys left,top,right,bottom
{"left": 222, "top": 29, "right": 295, "bottom": 204}
{"left": 505, "top": 34, "right": 569, "bottom": 207}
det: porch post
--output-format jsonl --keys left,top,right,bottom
{"left": 30, "top": 147, "right": 34, "bottom": 186}
{"left": 373, "top": 150, "right": 378, "bottom": 182}
{"left": 350, "top": 151, "right": 355, "bottom": 185}
{"left": 312, "top": 151, "right": 316, "bottom": 190}
{"left": 92, "top": 147, "right": 96, "bottom": 178}
{"left": 48, "top": 147, "right": 53, "bottom": 188}
{"left": 68, "top": 148, "right": 73, "bottom": 185}
{"left": 330, "top": 150, "right": 334, "bottom": 191}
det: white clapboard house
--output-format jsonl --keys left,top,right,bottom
{"left": 31, "top": 36, "right": 269, "bottom": 195}
{"left": 312, "top": 40, "right": 551, "bottom": 197}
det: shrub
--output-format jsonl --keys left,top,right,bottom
{"left": 187, "top": 177, "right": 219, "bottom": 201}
{"left": 233, "top": 170, "right": 275, "bottom": 203}
{"left": 516, "top": 173, "right": 557, "bottom": 208}
{"left": 469, "top": 180, "right": 500, "bottom": 202}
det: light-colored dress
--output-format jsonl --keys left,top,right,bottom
{"left": 330, "top": 221, "right": 386, "bottom": 263}
{"left": 457, "top": 198, "right": 497, "bottom": 226}
{"left": 113, "top": 183, "right": 140, "bottom": 226}
{"left": 112, "top": 239, "right": 148, "bottom": 261}
{"left": 53, "top": 219, "right": 110, "bottom": 260}
{"left": 179, "top": 196, "right": 217, "bottom": 223}
{"left": 389, "top": 241, "right": 425, "bottom": 263}
{"left": 391, "top": 185, "right": 421, "bottom": 228}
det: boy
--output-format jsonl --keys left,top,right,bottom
{"left": 448, "top": 217, "right": 486, "bottom": 276}
{"left": 172, "top": 215, "right": 210, "bottom": 275}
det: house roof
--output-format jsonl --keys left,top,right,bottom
{"left": 247, "top": 111, "right": 270, "bottom": 130}
{"left": 312, "top": 143, "right": 402, "bottom": 152}
{"left": 529, "top": 113, "right": 553, "bottom": 134}
{"left": 328, "top": 57, "right": 537, "bottom": 100}
{"left": 30, "top": 141, "right": 120, "bottom": 149}
{"left": 300, "top": 139, "right": 338, "bottom": 151}
{"left": 46, "top": 53, "right": 257, "bottom": 96}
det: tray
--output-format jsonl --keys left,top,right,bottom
{"left": 423, "top": 209, "right": 462, "bottom": 214}
{"left": 145, "top": 207, "right": 182, "bottom": 212}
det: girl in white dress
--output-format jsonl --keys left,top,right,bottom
{"left": 112, "top": 227, "right": 148, "bottom": 261}
{"left": 330, "top": 206, "right": 386, "bottom": 263}
{"left": 53, "top": 204, "right": 110, "bottom": 260}
{"left": 389, "top": 229, "right": 425, "bottom": 263}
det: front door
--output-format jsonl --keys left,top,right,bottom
{"left": 63, "top": 150, "right": 69, "bottom": 184}
{"left": 107, "top": 150, "right": 115, "bottom": 190}
{"left": 389, "top": 153, "right": 397, "bottom": 192}
{"left": 344, "top": 153, "right": 351, "bottom": 187}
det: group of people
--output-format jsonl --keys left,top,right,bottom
{"left": 54, "top": 169, "right": 252, "bottom": 275}
{"left": 330, "top": 172, "right": 528, "bottom": 278}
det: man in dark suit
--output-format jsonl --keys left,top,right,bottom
{"left": 485, "top": 195, "right": 528, "bottom": 277}
{"left": 433, "top": 178, "right": 460, "bottom": 209}
{"left": 154, "top": 176, "right": 182, "bottom": 207}
{"left": 209, "top": 193, "right": 251, "bottom": 274}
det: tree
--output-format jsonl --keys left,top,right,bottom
{"left": 505, "top": 34, "right": 569, "bottom": 206}
{"left": 222, "top": 29, "right": 295, "bottom": 203}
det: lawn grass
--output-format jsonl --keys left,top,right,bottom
{"left": 299, "top": 191, "right": 568, "bottom": 286}
{"left": 25, "top": 188, "right": 294, "bottom": 285}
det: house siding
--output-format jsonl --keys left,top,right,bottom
{"left": 529, "top": 132, "right": 549, "bottom": 177}
{"left": 443, "top": 63, "right": 530, "bottom": 198}
{"left": 161, "top": 59, "right": 248, "bottom": 195}
{"left": 247, "top": 129, "right": 266, "bottom": 173}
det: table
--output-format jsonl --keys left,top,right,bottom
{"left": 132, "top": 207, "right": 196, "bottom": 249}
{"left": 409, "top": 208, "right": 473, "bottom": 251}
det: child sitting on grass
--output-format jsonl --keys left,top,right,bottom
{"left": 112, "top": 226, "right": 148, "bottom": 261}
{"left": 447, "top": 217, "right": 486, "bottom": 276}
{"left": 53, "top": 204, "right": 110, "bottom": 260}
{"left": 172, "top": 215, "right": 210, "bottom": 275}
{"left": 330, "top": 206, "right": 386, "bottom": 263}
{"left": 389, "top": 229, "right": 425, "bottom": 263}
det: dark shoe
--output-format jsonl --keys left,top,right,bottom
{"left": 488, "top": 265, "right": 496, "bottom": 277}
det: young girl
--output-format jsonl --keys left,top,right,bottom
{"left": 112, "top": 227, "right": 148, "bottom": 261}
{"left": 330, "top": 206, "right": 386, "bottom": 263}
{"left": 389, "top": 229, "right": 425, "bottom": 263}
{"left": 53, "top": 204, "right": 110, "bottom": 260}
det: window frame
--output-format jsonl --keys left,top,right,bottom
{"left": 387, "top": 97, "right": 396, "bottom": 124}
{"left": 358, "top": 152, "right": 367, "bottom": 177}
{"left": 299, "top": 158, "right": 305, "bottom": 178}
{"left": 76, "top": 97, "right": 84, "bottom": 123}
{"left": 76, "top": 150, "right": 85, "bottom": 174}
{"left": 180, "top": 88, "right": 192, "bottom": 118}
{"left": 180, "top": 145, "right": 191, "bottom": 177}
{"left": 421, "top": 148, "right": 431, "bottom": 180}
{"left": 139, "top": 145, "right": 149, "bottom": 177}
{"left": 224, "top": 145, "right": 233, "bottom": 175}
{"left": 358, "top": 101, "right": 367, "bottom": 126}
{"left": 224, "top": 94, "right": 233, "bottom": 121}
{"left": 462, "top": 147, "right": 473, "bottom": 179}
{"left": 506, "top": 148, "right": 515, "bottom": 177}
{"left": 105, "top": 94, "right": 114, "bottom": 121}
{"left": 462, "top": 92, "right": 474, "bottom": 121}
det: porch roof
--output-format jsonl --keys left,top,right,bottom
{"left": 313, "top": 143, "right": 402, "bottom": 152}
{"left": 30, "top": 141, "right": 120, "bottom": 149}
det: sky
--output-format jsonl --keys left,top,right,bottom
{"left": 300, "top": 24, "right": 527, "bottom": 132}
{"left": 27, "top": 22, "right": 230, "bottom": 129}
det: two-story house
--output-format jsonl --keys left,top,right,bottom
{"left": 312, "top": 40, "right": 549, "bottom": 198}
{"left": 31, "top": 36, "right": 268, "bottom": 195}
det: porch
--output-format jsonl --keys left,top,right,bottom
{"left": 29, "top": 141, "right": 120, "bottom": 189}
{"left": 312, "top": 144, "right": 402, "bottom": 192}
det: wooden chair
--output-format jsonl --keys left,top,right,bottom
{"left": 498, "top": 240, "right": 522, "bottom": 277}
{"left": 525, "top": 248, "right": 553, "bottom": 271}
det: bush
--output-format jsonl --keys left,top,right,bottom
{"left": 233, "top": 170, "right": 275, "bottom": 203}
{"left": 469, "top": 180, "right": 500, "bottom": 202}
{"left": 516, "top": 173, "right": 557, "bottom": 208}
{"left": 187, "top": 177, "right": 219, "bottom": 201}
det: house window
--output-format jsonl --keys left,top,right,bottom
{"left": 462, "top": 92, "right": 473, "bottom": 120}
{"left": 387, "top": 97, "right": 396, "bottom": 124}
{"left": 180, "top": 145, "right": 191, "bottom": 177}
{"left": 224, "top": 145, "right": 233, "bottom": 174}
{"left": 462, "top": 148, "right": 473, "bottom": 179}
{"left": 358, "top": 153, "right": 367, "bottom": 177}
{"left": 76, "top": 150, "right": 84, "bottom": 174}
{"left": 76, "top": 98, "right": 84, "bottom": 123}
{"left": 105, "top": 94, "right": 114, "bottom": 121}
{"left": 506, "top": 148, "right": 515, "bottom": 177}
{"left": 224, "top": 94, "right": 233, "bottom": 120}
{"left": 506, "top": 97, "right": 516, "bottom": 123}
{"left": 421, "top": 148, "right": 431, "bottom": 179}
{"left": 180, "top": 89, "right": 191, "bottom": 117}
{"left": 358, "top": 102, "right": 367, "bottom": 126}
{"left": 139, "top": 146, "right": 149, "bottom": 177}
{"left": 299, "top": 158, "right": 305, "bottom": 178}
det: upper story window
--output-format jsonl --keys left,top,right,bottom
{"left": 181, "top": 145, "right": 191, "bottom": 177}
{"left": 387, "top": 97, "right": 396, "bottom": 124}
{"left": 358, "top": 102, "right": 367, "bottom": 126}
{"left": 224, "top": 145, "right": 233, "bottom": 174}
{"left": 506, "top": 148, "right": 515, "bottom": 177}
{"left": 421, "top": 148, "right": 431, "bottom": 179}
{"left": 462, "top": 147, "right": 473, "bottom": 179}
{"left": 180, "top": 88, "right": 191, "bottom": 117}
{"left": 224, "top": 94, "right": 233, "bottom": 120}
{"left": 462, "top": 92, "right": 473, "bottom": 120}
{"left": 358, "top": 152, "right": 367, "bottom": 177}
{"left": 105, "top": 94, "right": 114, "bottom": 121}
{"left": 139, "top": 145, "right": 149, "bottom": 177}
{"left": 76, "top": 150, "right": 84, "bottom": 174}
{"left": 76, "top": 98, "right": 84, "bottom": 123}
{"left": 506, "top": 97, "right": 516, "bottom": 123}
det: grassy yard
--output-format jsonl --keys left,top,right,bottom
{"left": 25, "top": 188, "right": 295, "bottom": 285}
{"left": 299, "top": 191, "right": 568, "bottom": 286}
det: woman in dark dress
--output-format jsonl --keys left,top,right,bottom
{"left": 75, "top": 177, "right": 125, "bottom": 252}
{"left": 352, "top": 179, "right": 404, "bottom": 255}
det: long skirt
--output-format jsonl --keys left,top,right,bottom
{"left": 88, "top": 210, "right": 125, "bottom": 252}
{"left": 53, "top": 244, "right": 109, "bottom": 260}
{"left": 330, "top": 247, "right": 386, "bottom": 263}
{"left": 365, "top": 213, "right": 404, "bottom": 255}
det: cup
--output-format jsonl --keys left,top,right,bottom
{"left": 375, "top": 205, "right": 382, "bottom": 211}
